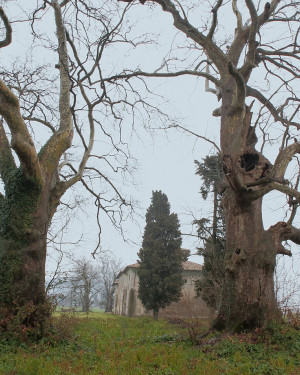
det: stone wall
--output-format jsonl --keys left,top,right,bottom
{"left": 112, "top": 262, "right": 210, "bottom": 318}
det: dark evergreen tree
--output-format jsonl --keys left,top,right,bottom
{"left": 194, "top": 154, "right": 225, "bottom": 314}
{"left": 137, "top": 191, "right": 185, "bottom": 320}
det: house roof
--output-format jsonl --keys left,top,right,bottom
{"left": 182, "top": 261, "right": 202, "bottom": 271}
{"left": 116, "top": 260, "right": 202, "bottom": 280}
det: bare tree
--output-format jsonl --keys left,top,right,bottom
{"left": 116, "top": 0, "right": 300, "bottom": 330}
{"left": 97, "top": 254, "right": 123, "bottom": 312}
{"left": 275, "top": 255, "right": 300, "bottom": 317}
{"left": 0, "top": 1, "right": 157, "bottom": 331}
{"left": 67, "top": 258, "right": 99, "bottom": 313}
{"left": 52, "top": 254, "right": 122, "bottom": 313}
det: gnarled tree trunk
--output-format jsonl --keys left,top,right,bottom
{"left": 211, "top": 72, "right": 283, "bottom": 330}
{"left": 0, "top": 170, "right": 61, "bottom": 328}
{"left": 215, "top": 192, "right": 280, "bottom": 330}
{"left": 0, "top": 164, "right": 63, "bottom": 326}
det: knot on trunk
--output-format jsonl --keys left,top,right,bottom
{"left": 225, "top": 247, "right": 247, "bottom": 273}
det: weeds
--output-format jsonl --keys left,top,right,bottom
{"left": 0, "top": 312, "right": 299, "bottom": 374}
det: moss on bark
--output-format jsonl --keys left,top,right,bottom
{"left": 0, "top": 168, "right": 42, "bottom": 307}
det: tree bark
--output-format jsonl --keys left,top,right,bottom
{"left": 214, "top": 191, "right": 280, "bottom": 331}
{"left": 0, "top": 172, "right": 56, "bottom": 328}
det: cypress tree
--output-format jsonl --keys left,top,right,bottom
{"left": 137, "top": 191, "right": 185, "bottom": 320}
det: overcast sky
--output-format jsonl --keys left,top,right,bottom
{"left": 52, "top": 73, "right": 220, "bottom": 266}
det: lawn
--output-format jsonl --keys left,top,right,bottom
{"left": 0, "top": 312, "right": 299, "bottom": 374}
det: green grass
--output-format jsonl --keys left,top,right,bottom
{"left": 0, "top": 313, "right": 299, "bottom": 374}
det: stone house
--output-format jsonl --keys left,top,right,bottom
{"left": 112, "top": 260, "right": 209, "bottom": 318}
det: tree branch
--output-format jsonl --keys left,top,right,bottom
{"left": 227, "top": 61, "right": 246, "bottom": 112}
{"left": 23, "top": 116, "right": 56, "bottom": 133}
{"left": 0, "top": 7, "right": 12, "bottom": 48}
{"left": 257, "top": 48, "right": 300, "bottom": 59}
{"left": 0, "top": 119, "right": 16, "bottom": 184}
{"left": 103, "top": 69, "right": 221, "bottom": 87}
{"left": 60, "top": 105, "right": 95, "bottom": 189}
{"left": 207, "top": 0, "right": 223, "bottom": 40}
{"left": 0, "top": 80, "right": 42, "bottom": 181}
{"left": 165, "top": 124, "right": 221, "bottom": 152}
{"left": 268, "top": 221, "right": 294, "bottom": 257}
{"left": 227, "top": 0, "right": 281, "bottom": 68}
{"left": 246, "top": 181, "right": 300, "bottom": 203}
{"left": 282, "top": 224, "right": 300, "bottom": 246}
{"left": 246, "top": 86, "right": 300, "bottom": 130}
{"left": 232, "top": 0, "right": 243, "bottom": 31}
{"left": 272, "top": 142, "right": 300, "bottom": 180}
{"left": 60, "top": 0, "right": 71, "bottom": 7}
{"left": 258, "top": 0, "right": 281, "bottom": 26}
{"left": 239, "top": 0, "right": 258, "bottom": 81}
{"left": 152, "top": 0, "right": 228, "bottom": 76}
{"left": 39, "top": 1, "right": 73, "bottom": 175}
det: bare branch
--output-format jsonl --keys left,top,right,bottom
{"left": 246, "top": 86, "right": 300, "bottom": 130}
{"left": 60, "top": 0, "right": 71, "bottom": 7}
{"left": 258, "top": 0, "right": 281, "bottom": 26}
{"left": 232, "top": 0, "right": 243, "bottom": 31}
{"left": 272, "top": 142, "right": 300, "bottom": 180}
{"left": 152, "top": 0, "right": 228, "bottom": 76}
{"left": 0, "top": 7, "right": 12, "bottom": 48}
{"left": 0, "top": 80, "right": 42, "bottom": 181}
{"left": 247, "top": 181, "right": 300, "bottom": 203}
{"left": 239, "top": 0, "right": 258, "bottom": 80}
{"left": 257, "top": 48, "right": 300, "bottom": 59}
{"left": 103, "top": 69, "right": 221, "bottom": 87}
{"left": 227, "top": 61, "right": 246, "bottom": 110}
{"left": 23, "top": 116, "right": 56, "bottom": 133}
{"left": 0, "top": 119, "right": 16, "bottom": 183}
{"left": 227, "top": 0, "right": 281, "bottom": 67}
{"left": 268, "top": 221, "right": 294, "bottom": 256}
{"left": 208, "top": 0, "right": 223, "bottom": 40}
{"left": 166, "top": 124, "right": 221, "bottom": 152}
{"left": 205, "top": 61, "right": 221, "bottom": 98}
{"left": 282, "top": 224, "right": 300, "bottom": 246}
{"left": 39, "top": 1, "right": 73, "bottom": 174}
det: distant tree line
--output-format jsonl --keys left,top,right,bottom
{"left": 49, "top": 254, "right": 122, "bottom": 313}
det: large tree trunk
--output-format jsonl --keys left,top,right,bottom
{"left": 207, "top": 73, "right": 282, "bottom": 331}
{"left": 214, "top": 188, "right": 280, "bottom": 331}
{"left": 0, "top": 171, "right": 54, "bottom": 330}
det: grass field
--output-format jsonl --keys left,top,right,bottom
{"left": 0, "top": 312, "right": 299, "bottom": 374}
